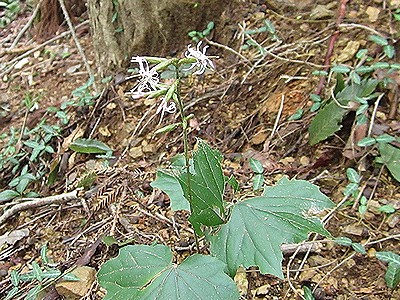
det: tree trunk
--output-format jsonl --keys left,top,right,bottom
{"left": 87, "top": 0, "right": 232, "bottom": 76}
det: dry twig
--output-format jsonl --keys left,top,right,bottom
{"left": 58, "top": 0, "right": 96, "bottom": 90}
{"left": 0, "top": 190, "right": 79, "bottom": 225}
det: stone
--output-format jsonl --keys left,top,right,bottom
{"left": 55, "top": 266, "right": 96, "bottom": 300}
{"left": 366, "top": 6, "right": 380, "bottom": 22}
{"left": 337, "top": 41, "right": 361, "bottom": 63}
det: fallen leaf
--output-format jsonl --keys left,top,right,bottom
{"left": 0, "top": 229, "right": 29, "bottom": 247}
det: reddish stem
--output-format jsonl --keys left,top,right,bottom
{"left": 315, "top": 0, "right": 349, "bottom": 95}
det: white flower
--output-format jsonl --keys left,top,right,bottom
{"left": 156, "top": 97, "right": 177, "bottom": 122}
{"left": 184, "top": 41, "right": 215, "bottom": 75}
{"left": 129, "top": 57, "right": 160, "bottom": 97}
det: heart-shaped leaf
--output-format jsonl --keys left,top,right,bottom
{"left": 209, "top": 177, "right": 334, "bottom": 278}
{"left": 97, "top": 244, "right": 239, "bottom": 300}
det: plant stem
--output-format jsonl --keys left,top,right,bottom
{"left": 174, "top": 67, "right": 200, "bottom": 253}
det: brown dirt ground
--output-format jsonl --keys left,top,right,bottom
{"left": 0, "top": 0, "right": 399, "bottom": 299}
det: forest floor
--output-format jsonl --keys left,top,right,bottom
{"left": 0, "top": 0, "right": 399, "bottom": 299}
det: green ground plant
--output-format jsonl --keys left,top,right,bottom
{"left": 188, "top": 21, "right": 215, "bottom": 42}
{"left": 308, "top": 35, "right": 400, "bottom": 184}
{"left": 0, "top": 79, "right": 101, "bottom": 202}
{"left": 5, "top": 244, "right": 79, "bottom": 300}
{"left": 0, "top": 0, "right": 21, "bottom": 28}
{"left": 97, "top": 42, "right": 334, "bottom": 299}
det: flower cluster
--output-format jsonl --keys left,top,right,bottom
{"left": 184, "top": 41, "right": 215, "bottom": 75}
{"left": 129, "top": 41, "right": 215, "bottom": 119}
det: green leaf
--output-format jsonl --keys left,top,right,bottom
{"left": 312, "top": 70, "right": 328, "bottom": 76}
{"left": 140, "top": 254, "right": 239, "bottom": 299}
{"left": 40, "top": 269, "right": 61, "bottom": 279}
{"left": 62, "top": 273, "right": 81, "bottom": 281}
{"left": 309, "top": 80, "right": 378, "bottom": 145}
{"left": 10, "top": 270, "right": 19, "bottom": 286}
{"left": 377, "top": 141, "right": 400, "bottom": 182}
{"left": 0, "top": 189, "right": 19, "bottom": 202}
{"left": 25, "top": 285, "right": 42, "bottom": 300}
{"left": 209, "top": 177, "right": 333, "bottom": 278}
{"left": 331, "top": 65, "right": 351, "bottom": 73}
{"left": 226, "top": 175, "right": 240, "bottom": 193}
{"left": 249, "top": 158, "right": 264, "bottom": 174}
{"left": 151, "top": 170, "right": 190, "bottom": 211}
{"left": 70, "top": 138, "right": 112, "bottom": 154}
{"left": 310, "top": 94, "right": 321, "bottom": 103}
{"left": 372, "top": 62, "right": 390, "bottom": 69}
{"left": 357, "top": 137, "right": 376, "bottom": 147}
{"left": 309, "top": 100, "right": 348, "bottom": 145}
{"left": 303, "top": 286, "right": 315, "bottom": 300}
{"left": 40, "top": 244, "right": 49, "bottom": 265}
{"left": 288, "top": 108, "right": 304, "bottom": 121}
{"left": 32, "top": 261, "right": 43, "bottom": 282}
{"left": 252, "top": 174, "right": 264, "bottom": 191}
{"left": 368, "top": 34, "right": 388, "bottom": 46}
{"left": 376, "top": 251, "right": 400, "bottom": 266}
{"left": 178, "top": 140, "right": 225, "bottom": 235}
{"left": 310, "top": 102, "right": 321, "bottom": 112}
{"left": 346, "top": 168, "right": 360, "bottom": 183}
{"left": 378, "top": 204, "right": 396, "bottom": 214}
{"left": 97, "top": 244, "right": 239, "bottom": 300}
{"left": 351, "top": 243, "right": 366, "bottom": 254}
{"left": 384, "top": 263, "right": 400, "bottom": 289}
{"left": 375, "top": 134, "right": 396, "bottom": 144}
{"left": 343, "top": 182, "right": 358, "bottom": 196}
{"left": 5, "top": 287, "right": 19, "bottom": 300}
{"left": 376, "top": 251, "right": 400, "bottom": 288}
{"left": 98, "top": 244, "right": 171, "bottom": 299}
{"left": 355, "top": 65, "right": 374, "bottom": 74}
{"left": 349, "top": 71, "right": 361, "bottom": 84}
{"left": 356, "top": 49, "right": 368, "bottom": 59}
{"left": 383, "top": 45, "right": 395, "bottom": 58}
{"left": 154, "top": 122, "right": 181, "bottom": 135}
{"left": 334, "top": 236, "right": 353, "bottom": 246}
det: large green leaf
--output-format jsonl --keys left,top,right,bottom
{"left": 151, "top": 170, "right": 190, "bottom": 211}
{"left": 376, "top": 251, "right": 400, "bottom": 288}
{"left": 69, "top": 138, "right": 112, "bottom": 154}
{"left": 179, "top": 140, "right": 225, "bottom": 235}
{"left": 309, "top": 100, "right": 348, "bottom": 145}
{"left": 377, "top": 140, "right": 400, "bottom": 182}
{"left": 97, "top": 244, "right": 171, "bottom": 299}
{"left": 309, "top": 79, "right": 379, "bottom": 145}
{"left": 97, "top": 244, "right": 239, "bottom": 300}
{"left": 209, "top": 177, "right": 334, "bottom": 278}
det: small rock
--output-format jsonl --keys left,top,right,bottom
{"left": 343, "top": 223, "right": 367, "bottom": 237}
{"left": 299, "top": 269, "right": 317, "bottom": 281}
{"left": 66, "top": 64, "right": 81, "bottom": 74}
{"left": 366, "top": 6, "right": 380, "bottom": 22}
{"left": 310, "top": 5, "right": 334, "bottom": 19}
{"left": 386, "top": 214, "right": 400, "bottom": 228}
{"left": 55, "top": 266, "right": 96, "bottom": 300}
{"left": 345, "top": 258, "right": 356, "bottom": 268}
{"left": 390, "top": 0, "right": 400, "bottom": 8}
{"left": 14, "top": 58, "right": 30, "bottom": 69}
{"left": 129, "top": 146, "right": 143, "bottom": 158}
{"left": 98, "top": 126, "right": 112, "bottom": 137}
{"left": 308, "top": 255, "right": 330, "bottom": 267}
{"left": 337, "top": 41, "right": 361, "bottom": 63}
{"left": 251, "top": 131, "right": 267, "bottom": 145}
{"left": 299, "top": 156, "right": 310, "bottom": 166}
{"left": 254, "top": 284, "right": 270, "bottom": 296}
{"left": 234, "top": 267, "right": 248, "bottom": 296}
